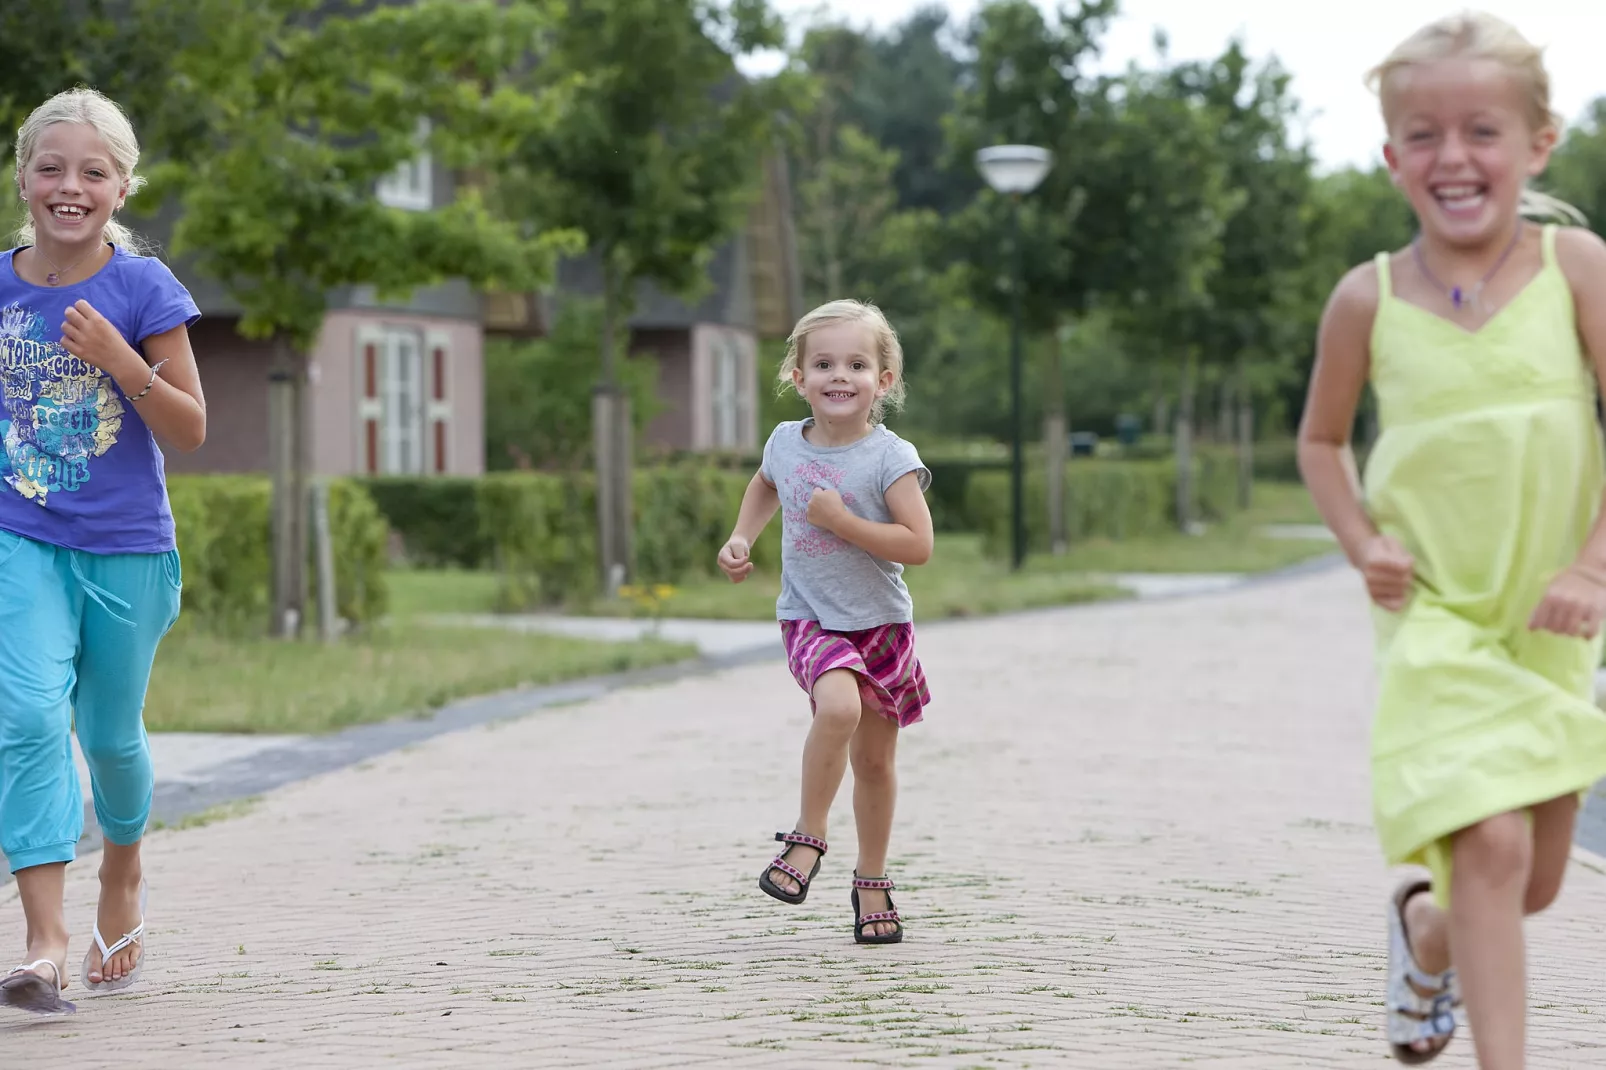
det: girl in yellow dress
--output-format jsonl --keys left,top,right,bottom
{"left": 1298, "top": 12, "right": 1606, "bottom": 1067}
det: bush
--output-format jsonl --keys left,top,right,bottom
{"left": 483, "top": 298, "right": 661, "bottom": 471}
{"left": 476, "top": 465, "right": 783, "bottom": 610}
{"left": 167, "top": 476, "right": 389, "bottom": 634}
{"left": 925, "top": 458, "right": 1007, "bottom": 532}
{"left": 362, "top": 476, "right": 491, "bottom": 569}
{"left": 964, "top": 449, "right": 1241, "bottom": 558}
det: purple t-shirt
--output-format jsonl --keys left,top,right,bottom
{"left": 0, "top": 244, "right": 200, "bottom": 553}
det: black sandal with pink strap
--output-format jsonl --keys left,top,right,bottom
{"left": 852, "top": 872, "right": 904, "bottom": 945}
{"left": 758, "top": 831, "right": 827, "bottom": 905}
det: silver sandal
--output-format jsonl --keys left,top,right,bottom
{"left": 1, "top": 959, "right": 75, "bottom": 1015}
{"left": 1387, "top": 879, "right": 1458, "bottom": 1064}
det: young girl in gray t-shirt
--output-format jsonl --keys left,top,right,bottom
{"left": 718, "top": 299, "right": 933, "bottom": 945}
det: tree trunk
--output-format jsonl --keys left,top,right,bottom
{"left": 1216, "top": 377, "right": 1234, "bottom": 443}
{"left": 1235, "top": 358, "right": 1254, "bottom": 511}
{"left": 593, "top": 256, "right": 633, "bottom": 596}
{"left": 1173, "top": 350, "right": 1197, "bottom": 532}
{"left": 1152, "top": 391, "right": 1169, "bottom": 446}
{"left": 1045, "top": 324, "right": 1070, "bottom": 555}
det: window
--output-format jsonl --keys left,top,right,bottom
{"left": 376, "top": 119, "right": 433, "bottom": 211}
{"left": 712, "top": 337, "right": 741, "bottom": 449}
{"left": 357, "top": 325, "right": 452, "bottom": 476}
{"left": 379, "top": 326, "right": 426, "bottom": 474}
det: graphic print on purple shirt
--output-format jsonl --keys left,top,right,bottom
{"left": 0, "top": 245, "right": 201, "bottom": 553}
{"left": 783, "top": 458, "right": 861, "bottom": 557}
{"left": 0, "top": 301, "right": 122, "bottom": 502}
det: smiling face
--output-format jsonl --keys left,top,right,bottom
{"left": 16, "top": 121, "right": 127, "bottom": 253}
{"left": 791, "top": 321, "right": 893, "bottom": 426}
{"left": 1382, "top": 56, "right": 1554, "bottom": 248}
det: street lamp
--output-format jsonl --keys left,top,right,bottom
{"left": 975, "top": 144, "right": 1052, "bottom": 571}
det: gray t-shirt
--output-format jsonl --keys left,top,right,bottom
{"left": 761, "top": 419, "right": 932, "bottom": 631}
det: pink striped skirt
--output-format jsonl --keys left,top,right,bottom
{"left": 780, "top": 619, "right": 930, "bottom": 727}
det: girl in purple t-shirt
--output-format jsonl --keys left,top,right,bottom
{"left": 0, "top": 89, "right": 205, "bottom": 1016}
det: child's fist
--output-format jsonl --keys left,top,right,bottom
{"left": 718, "top": 535, "right": 753, "bottom": 583}
{"left": 1530, "top": 563, "right": 1606, "bottom": 639}
{"left": 1357, "top": 533, "right": 1415, "bottom": 612}
{"left": 806, "top": 487, "right": 846, "bottom": 531}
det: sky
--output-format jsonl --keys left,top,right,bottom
{"left": 748, "top": 0, "right": 1606, "bottom": 172}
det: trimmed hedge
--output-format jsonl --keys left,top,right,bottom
{"left": 362, "top": 476, "right": 492, "bottom": 569}
{"left": 965, "top": 449, "right": 1240, "bottom": 558}
{"left": 475, "top": 465, "right": 783, "bottom": 610}
{"left": 167, "top": 476, "right": 389, "bottom": 634}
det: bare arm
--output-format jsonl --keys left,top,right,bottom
{"left": 1296, "top": 263, "right": 1383, "bottom": 566}
{"left": 809, "top": 471, "right": 934, "bottom": 566}
{"left": 1556, "top": 226, "right": 1606, "bottom": 578}
{"left": 731, "top": 470, "right": 780, "bottom": 545}
{"left": 118, "top": 326, "right": 207, "bottom": 453}
{"left": 717, "top": 470, "right": 780, "bottom": 582}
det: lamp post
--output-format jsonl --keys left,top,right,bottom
{"left": 974, "top": 144, "right": 1052, "bottom": 571}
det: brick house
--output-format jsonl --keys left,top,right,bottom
{"left": 157, "top": 133, "right": 803, "bottom": 479}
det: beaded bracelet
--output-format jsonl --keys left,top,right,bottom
{"left": 129, "top": 358, "right": 170, "bottom": 402}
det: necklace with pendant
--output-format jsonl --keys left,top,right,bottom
{"left": 1411, "top": 221, "right": 1524, "bottom": 312}
{"left": 34, "top": 246, "right": 97, "bottom": 286}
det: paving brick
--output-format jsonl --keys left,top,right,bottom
{"left": 6, "top": 566, "right": 1606, "bottom": 1066}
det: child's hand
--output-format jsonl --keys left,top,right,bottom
{"left": 1529, "top": 564, "right": 1606, "bottom": 639}
{"left": 718, "top": 535, "right": 753, "bottom": 583}
{"left": 1358, "top": 533, "right": 1415, "bottom": 612}
{"left": 806, "top": 487, "right": 847, "bottom": 531}
{"left": 61, "top": 300, "right": 140, "bottom": 381}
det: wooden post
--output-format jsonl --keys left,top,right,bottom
{"left": 269, "top": 338, "right": 298, "bottom": 638}
{"left": 312, "top": 479, "right": 338, "bottom": 643}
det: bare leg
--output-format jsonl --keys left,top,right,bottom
{"left": 849, "top": 708, "right": 900, "bottom": 936}
{"left": 11, "top": 862, "right": 69, "bottom": 988}
{"left": 1396, "top": 793, "right": 1578, "bottom": 1060}
{"left": 85, "top": 840, "right": 144, "bottom": 983}
{"left": 765, "top": 669, "right": 862, "bottom": 895}
{"left": 1448, "top": 811, "right": 1533, "bottom": 1070}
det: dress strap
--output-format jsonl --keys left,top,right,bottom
{"left": 1540, "top": 222, "right": 1558, "bottom": 267}
{"left": 1374, "top": 251, "right": 1394, "bottom": 304}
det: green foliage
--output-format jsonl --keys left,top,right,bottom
{"left": 361, "top": 477, "right": 490, "bottom": 570}
{"left": 1547, "top": 98, "right": 1606, "bottom": 234}
{"left": 965, "top": 452, "right": 1241, "bottom": 558}
{"left": 147, "top": 0, "right": 580, "bottom": 351}
{"left": 483, "top": 298, "right": 662, "bottom": 471}
{"left": 168, "top": 477, "right": 389, "bottom": 634}
{"left": 475, "top": 467, "right": 782, "bottom": 610}
{"left": 497, "top": 0, "right": 802, "bottom": 358}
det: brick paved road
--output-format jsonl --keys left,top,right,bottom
{"left": 7, "top": 565, "right": 1606, "bottom": 1067}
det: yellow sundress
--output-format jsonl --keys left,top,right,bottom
{"left": 1364, "top": 224, "right": 1606, "bottom": 908}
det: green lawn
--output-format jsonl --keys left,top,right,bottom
{"left": 152, "top": 488, "right": 1330, "bottom": 735}
{"left": 580, "top": 480, "right": 1334, "bottom": 622}
{"left": 147, "top": 624, "right": 695, "bottom": 734}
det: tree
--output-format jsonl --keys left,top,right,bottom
{"left": 1547, "top": 98, "right": 1606, "bottom": 235}
{"left": 1166, "top": 42, "right": 1315, "bottom": 506}
{"left": 484, "top": 299, "right": 660, "bottom": 472}
{"left": 153, "top": 0, "right": 579, "bottom": 636}
{"left": 943, "top": 0, "right": 1116, "bottom": 551}
{"left": 1091, "top": 69, "right": 1238, "bottom": 528}
{"left": 0, "top": 0, "right": 199, "bottom": 166}
{"left": 496, "top": 0, "right": 798, "bottom": 594}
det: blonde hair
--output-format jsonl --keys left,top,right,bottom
{"left": 778, "top": 299, "right": 907, "bottom": 424}
{"left": 12, "top": 88, "right": 148, "bottom": 249}
{"left": 1367, "top": 11, "right": 1584, "bottom": 224}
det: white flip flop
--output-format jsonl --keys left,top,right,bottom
{"left": 81, "top": 880, "right": 146, "bottom": 993}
